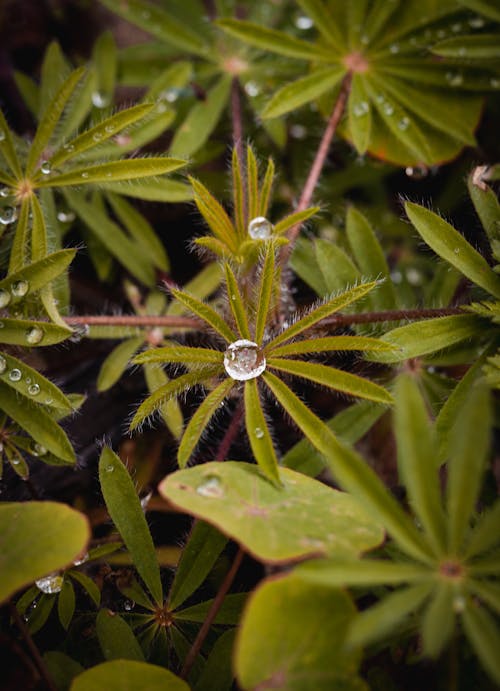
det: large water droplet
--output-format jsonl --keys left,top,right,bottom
{"left": 9, "top": 368, "right": 22, "bottom": 382}
{"left": 36, "top": 573, "right": 63, "bottom": 594}
{"left": 28, "top": 383, "right": 41, "bottom": 396}
{"left": 11, "top": 280, "right": 29, "bottom": 297}
{"left": 26, "top": 326, "right": 44, "bottom": 345}
{"left": 124, "top": 599, "right": 135, "bottom": 611}
{"left": 40, "top": 160, "right": 51, "bottom": 175}
{"left": 196, "top": 474, "right": 224, "bottom": 498}
{"left": 295, "top": 14, "right": 313, "bottom": 30}
{"left": 353, "top": 101, "right": 369, "bottom": 117}
{"left": 0, "top": 186, "right": 11, "bottom": 198}
{"left": 0, "top": 206, "right": 18, "bottom": 226}
{"left": 0, "top": 355, "right": 6, "bottom": 374}
{"left": 248, "top": 216, "right": 273, "bottom": 240}
{"left": 0, "top": 289, "right": 11, "bottom": 308}
{"left": 31, "top": 442, "right": 47, "bottom": 456}
{"left": 224, "top": 339, "right": 266, "bottom": 381}
{"left": 92, "top": 91, "right": 110, "bottom": 108}
{"left": 73, "top": 552, "right": 89, "bottom": 566}
{"left": 254, "top": 427, "right": 264, "bottom": 439}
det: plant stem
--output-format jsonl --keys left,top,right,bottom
{"left": 9, "top": 602, "right": 57, "bottom": 691}
{"left": 64, "top": 315, "right": 199, "bottom": 328}
{"left": 283, "top": 73, "right": 352, "bottom": 256}
{"left": 180, "top": 547, "right": 244, "bottom": 679}
{"left": 316, "top": 306, "right": 463, "bottom": 328}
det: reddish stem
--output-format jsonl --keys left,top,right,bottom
{"left": 64, "top": 315, "right": 199, "bottom": 328}
{"left": 315, "top": 306, "right": 463, "bottom": 328}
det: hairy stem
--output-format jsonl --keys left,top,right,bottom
{"left": 9, "top": 602, "right": 57, "bottom": 691}
{"left": 180, "top": 547, "right": 244, "bottom": 679}
{"left": 64, "top": 315, "right": 199, "bottom": 328}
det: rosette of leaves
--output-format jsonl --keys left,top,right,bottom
{"left": 191, "top": 144, "right": 318, "bottom": 265}
{"left": 219, "top": 0, "right": 500, "bottom": 165}
{"left": 131, "top": 241, "right": 394, "bottom": 484}
{"left": 9, "top": 40, "right": 189, "bottom": 287}
{"left": 296, "top": 375, "right": 500, "bottom": 686}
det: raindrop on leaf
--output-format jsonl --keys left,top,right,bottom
{"left": 196, "top": 474, "right": 224, "bottom": 498}
{"left": 36, "top": 573, "right": 63, "bottom": 594}
{"left": 248, "top": 216, "right": 273, "bottom": 240}
{"left": 224, "top": 339, "right": 266, "bottom": 381}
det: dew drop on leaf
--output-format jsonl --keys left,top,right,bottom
{"left": 0, "top": 289, "right": 11, "bottom": 308}
{"left": 91, "top": 91, "right": 110, "bottom": 108}
{"left": 0, "top": 355, "right": 6, "bottom": 374}
{"left": 26, "top": 326, "right": 44, "bottom": 345}
{"left": 36, "top": 573, "right": 63, "bottom": 594}
{"left": 81, "top": 172, "right": 89, "bottom": 179}
{"left": 244, "top": 81, "right": 260, "bottom": 97}
{"left": 124, "top": 600, "right": 135, "bottom": 611}
{"left": 398, "top": 117, "right": 410, "bottom": 131}
{"left": 353, "top": 101, "right": 369, "bottom": 118}
{"left": 93, "top": 132, "right": 103, "bottom": 142}
{"left": 40, "top": 160, "right": 51, "bottom": 175}
{"left": 254, "top": 427, "right": 264, "bottom": 439}
{"left": 31, "top": 442, "right": 47, "bottom": 456}
{"left": 405, "top": 166, "right": 428, "bottom": 179}
{"left": 28, "top": 383, "right": 41, "bottom": 396}
{"left": 382, "top": 102, "right": 394, "bottom": 116}
{"left": 105, "top": 464, "right": 114, "bottom": 473}
{"left": 57, "top": 210, "right": 76, "bottom": 223}
{"left": 0, "top": 186, "right": 11, "bottom": 198}
{"left": 63, "top": 143, "right": 75, "bottom": 153}
{"left": 224, "top": 339, "right": 266, "bottom": 381}
{"left": 73, "top": 552, "right": 89, "bottom": 566}
{"left": 389, "top": 43, "right": 400, "bottom": 54}
{"left": 446, "top": 71, "right": 464, "bottom": 87}
{"left": 11, "top": 280, "right": 29, "bottom": 297}
{"left": 196, "top": 474, "right": 224, "bottom": 498}
{"left": 8, "top": 368, "right": 22, "bottom": 382}
{"left": 469, "top": 16, "right": 485, "bottom": 28}
{"left": 248, "top": 216, "right": 273, "bottom": 240}
{"left": 295, "top": 14, "right": 313, "bottom": 30}
{"left": 0, "top": 207, "right": 18, "bottom": 226}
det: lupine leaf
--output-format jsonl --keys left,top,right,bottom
{"left": 0, "top": 249, "right": 76, "bottom": 299}
{"left": 231, "top": 147, "right": 245, "bottom": 238}
{"left": 92, "top": 31, "right": 117, "bottom": 111}
{"left": 468, "top": 170, "right": 500, "bottom": 246}
{"left": 69, "top": 570, "right": 101, "bottom": 607}
{"left": 0, "top": 319, "right": 71, "bottom": 346}
{"left": 98, "top": 447, "right": 163, "bottom": 605}
{"left": 96, "top": 609, "right": 144, "bottom": 662}
{"left": 170, "top": 288, "right": 237, "bottom": 343}
{"left": 458, "top": 0, "right": 500, "bottom": 21}
{"left": 97, "top": 337, "right": 144, "bottom": 392}
{"left": 273, "top": 206, "right": 319, "bottom": 236}
{"left": 348, "top": 75, "right": 372, "bottom": 155}
{"left": 421, "top": 584, "right": 455, "bottom": 657}
{"left": 194, "top": 629, "right": 236, "bottom": 691}
{"left": 462, "top": 604, "right": 500, "bottom": 684}
{"left": 296, "top": 559, "right": 431, "bottom": 586}
{"left": 99, "top": 178, "right": 192, "bottom": 202}
{"left": 244, "top": 379, "right": 280, "bottom": 484}
{"left": 258, "top": 158, "right": 275, "bottom": 216}
{"left": 44, "top": 652, "right": 83, "bottom": 691}
{"left": 8, "top": 199, "right": 31, "bottom": 274}
{"left": 172, "top": 592, "right": 247, "bottom": 625}
{"left": 269, "top": 336, "right": 396, "bottom": 357}
{"left": 433, "top": 34, "right": 500, "bottom": 59}
{"left": 224, "top": 264, "right": 251, "bottom": 340}
{"left": 465, "top": 501, "right": 500, "bottom": 558}
{"left": 0, "top": 501, "right": 89, "bottom": 603}
{"left": 135, "top": 346, "right": 222, "bottom": 366}
{"left": 262, "top": 67, "right": 345, "bottom": 119}
{"left": 0, "top": 352, "right": 73, "bottom": 411}
{"left": 189, "top": 177, "right": 237, "bottom": 250}
{"left": 296, "top": 0, "right": 347, "bottom": 51}
{"left": 58, "top": 579, "right": 76, "bottom": 630}
{"left": 71, "top": 660, "right": 189, "bottom": 691}
{"left": 254, "top": 243, "right": 275, "bottom": 344}
{"left": 246, "top": 146, "right": 259, "bottom": 222}
{"left": 0, "top": 109, "right": 22, "bottom": 178}
{"left": 13, "top": 71, "right": 40, "bottom": 118}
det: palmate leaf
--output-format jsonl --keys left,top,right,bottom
{"left": 262, "top": 67, "right": 345, "bottom": 119}
{"left": 71, "top": 660, "right": 189, "bottom": 691}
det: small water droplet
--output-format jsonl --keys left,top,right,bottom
{"left": 290, "top": 124, "right": 307, "bottom": 139}
{"left": 0, "top": 289, "right": 11, "bottom": 308}
{"left": 25, "top": 377, "right": 31, "bottom": 384}
{"left": 254, "top": 427, "right": 264, "bottom": 439}
{"left": 382, "top": 102, "right": 394, "bottom": 116}
{"left": 31, "top": 442, "right": 47, "bottom": 456}
{"left": 360, "top": 34, "right": 369, "bottom": 45}
{"left": 451, "top": 22, "right": 462, "bottom": 33}
{"left": 92, "top": 91, "right": 110, "bottom": 108}
{"left": 224, "top": 339, "right": 266, "bottom": 381}
{"left": 0, "top": 321, "right": 5, "bottom": 329}
{"left": 196, "top": 474, "right": 224, "bottom": 498}
{"left": 446, "top": 71, "right": 463, "bottom": 86}
{"left": 375, "top": 93, "right": 385, "bottom": 104}
{"left": 9, "top": 368, "right": 22, "bottom": 382}
{"left": 106, "top": 464, "right": 114, "bottom": 473}
{"left": 454, "top": 247, "right": 460, "bottom": 254}
{"left": 406, "top": 268, "right": 422, "bottom": 285}
{"left": 57, "top": 210, "right": 76, "bottom": 223}
{"left": 453, "top": 596, "right": 466, "bottom": 613}
{"left": 0, "top": 206, "right": 18, "bottom": 226}
{"left": 398, "top": 116, "right": 410, "bottom": 131}
{"left": 161, "top": 87, "right": 180, "bottom": 103}
{"left": 490, "top": 78, "right": 500, "bottom": 89}
{"left": 44, "top": 397, "right": 53, "bottom": 405}
{"left": 104, "top": 124, "right": 115, "bottom": 134}
{"left": 36, "top": 573, "right": 63, "bottom": 594}
{"left": 405, "top": 165, "right": 428, "bottom": 179}
{"left": 63, "top": 143, "right": 75, "bottom": 153}
{"left": 73, "top": 552, "right": 89, "bottom": 566}
{"left": 390, "top": 270, "right": 403, "bottom": 284}
{"left": 81, "top": 172, "right": 89, "bottom": 179}
{"left": 295, "top": 14, "right": 313, "bottom": 30}
{"left": 26, "top": 326, "right": 44, "bottom": 345}
{"left": 11, "top": 280, "right": 29, "bottom": 297}
{"left": 28, "top": 383, "right": 41, "bottom": 396}
{"left": 0, "top": 129, "right": 5, "bottom": 142}
{"left": 124, "top": 599, "right": 135, "bottom": 611}
{"left": 436, "top": 29, "right": 447, "bottom": 39}
{"left": 0, "top": 442, "right": 3, "bottom": 453}
{"left": 389, "top": 43, "right": 399, "bottom": 54}
{"left": 40, "top": 160, "right": 51, "bottom": 175}
{"left": 244, "top": 81, "right": 260, "bottom": 97}
{"left": 0, "top": 355, "right": 6, "bottom": 374}
{"left": 353, "top": 100, "right": 369, "bottom": 117}
{"left": 248, "top": 216, "right": 273, "bottom": 240}
{"left": 469, "top": 16, "right": 485, "bottom": 29}
{"left": 0, "top": 186, "right": 11, "bottom": 198}
{"left": 93, "top": 131, "right": 104, "bottom": 142}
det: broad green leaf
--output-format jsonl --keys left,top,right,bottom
{"left": 194, "top": 629, "right": 236, "bottom": 691}
{"left": 394, "top": 375, "right": 445, "bottom": 555}
{"left": 170, "top": 76, "right": 231, "bottom": 158}
{"left": 168, "top": 521, "right": 227, "bottom": 611}
{"left": 0, "top": 381, "right": 75, "bottom": 462}
{"left": 268, "top": 358, "right": 393, "bottom": 405}
{"left": 44, "top": 652, "right": 83, "bottom": 691}
{"left": 0, "top": 501, "right": 89, "bottom": 603}
{"left": 143, "top": 363, "right": 184, "bottom": 440}
{"left": 462, "top": 604, "right": 500, "bottom": 684}
{"left": 69, "top": 570, "right": 101, "bottom": 607}
{"left": 26, "top": 67, "right": 86, "bottom": 175}
{"left": 266, "top": 281, "right": 378, "bottom": 348}
{"left": 97, "top": 337, "right": 144, "bottom": 391}
{"left": 0, "top": 109, "right": 22, "bottom": 177}
{"left": 269, "top": 336, "right": 395, "bottom": 357}
{"left": 170, "top": 288, "right": 237, "bottom": 342}
{"left": 348, "top": 75, "right": 372, "bottom": 155}
{"left": 346, "top": 207, "right": 397, "bottom": 309}
{"left": 58, "top": 578, "right": 76, "bottom": 630}
{"left": 263, "top": 372, "right": 432, "bottom": 563}
{"left": 433, "top": 34, "right": 500, "bottom": 59}
{"left": 96, "top": 609, "right": 145, "bottom": 661}
{"left": 368, "top": 315, "right": 482, "bottom": 362}
{"left": 254, "top": 243, "right": 275, "bottom": 343}
{"left": 447, "top": 382, "right": 491, "bottom": 553}
{"left": 160, "top": 462, "right": 383, "bottom": 563}
{"left": 290, "top": 238, "right": 328, "bottom": 296}
{"left": 296, "top": 559, "right": 431, "bottom": 586}
{"left": 98, "top": 447, "right": 163, "bottom": 605}
{"left": 177, "top": 377, "right": 234, "bottom": 467}
{"left": 405, "top": 201, "right": 500, "bottom": 298}
{"left": 465, "top": 501, "right": 500, "bottom": 558}
{"left": 244, "top": 379, "right": 280, "bottom": 484}
{"left": 315, "top": 240, "right": 362, "bottom": 296}
{"left": 70, "top": 660, "right": 189, "bottom": 691}
{"left": 0, "top": 352, "right": 73, "bottom": 411}
{"left": 421, "top": 584, "right": 455, "bottom": 657}
{"left": 37, "top": 158, "right": 186, "bottom": 188}
{"left": 217, "top": 19, "right": 331, "bottom": 61}
{"left": 0, "top": 249, "right": 76, "bottom": 300}
{"left": 348, "top": 583, "right": 434, "bottom": 648}
{"left": 262, "top": 67, "right": 345, "bottom": 119}
{"left": 135, "top": 346, "right": 222, "bottom": 366}
{"left": 224, "top": 264, "right": 251, "bottom": 339}
{"left": 235, "top": 574, "right": 365, "bottom": 691}
{"left": 130, "top": 367, "right": 222, "bottom": 429}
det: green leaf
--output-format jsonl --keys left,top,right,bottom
{"left": 244, "top": 379, "right": 280, "bottom": 484}
{"left": 102, "top": 178, "right": 192, "bottom": 202}
{"left": 92, "top": 31, "right": 117, "bottom": 110}
{"left": 135, "top": 346, "right": 222, "bottom": 366}
{"left": 0, "top": 351, "right": 73, "bottom": 411}
{"left": 143, "top": 363, "right": 184, "bottom": 440}
{"left": 168, "top": 521, "right": 227, "bottom": 611}
{"left": 97, "top": 337, "right": 144, "bottom": 392}
{"left": 462, "top": 604, "right": 500, "bottom": 684}
{"left": 273, "top": 206, "right": 319, "bottom": 236}
{"left": 266, "top": 281, "right": 379, "bottom": 348}
{"left": 258, "top": 157, "right": 275, "bottom": 216}
{"left": 160, "top": 462, "right": 383, "bottom": 563}
{"left": 254, "top": 243, "right": 275, "bottom": 344}
{"left": 268, "top": 358, "right": 393, "bottom": 405}
{"left": 235, "top": 574, "right": 365, "bottom": 691}
{"left": 0, "top": 249, "right": 76, "bottom": 300}
{"left": 348, "top": 583, "right": 434, "bottom": 648}
{"left": 269, "top": 336, "right": 395, "bottom": 358}
{"left": 173, "top": 592, "right": 247, "bottom": 625}
{"left": 37, "top": 157, "right": 186, "bottom": 188}
{"left": 44, "top": 651, "right": 83, "bottom": 691}
{"left": 194, "top": 629, "right": 236, "bottom": 691}
{"left": 189, "top": 177, "right": 236, "bottom": 250}
{"left": 296, "top": 559, "right": 431, "bottom": 587}
{"left": 68, "top": 570, "right": 101, "bottom": 607}
{"left": 58, "top": 578, "right": 76, "bottom": 630}
{"left": 348, "top": 75, "right": 372, "bottom": 155}
{"left": 246, "top": 146, "right": 259, "bottom": 222}
{"left": 217, "top": 19, "right": 331, "bottom": 61}
{"left": 231, "top": 147, "right": 245, "bottom": 238}
{"left": 71, "top": 660, "right": 189, "bottom": 691}
{"left": 368, "top": 315, "right": 482, "bottom": 362}
{"left": 98, "top": 447, "right": 163, "bottom": 605}
{"left": 26, "top": 67, "right": 86, "bottom": 175}
{"left": 170, "top": 288, "right": 237, "bottom": 342}
{"left": 468, "top": 168, "right": 500, "bottom": 246}
{"left": 405, "top": 201, "right": 500, "bottom": 298}
{"left": 433, "top": 34, "right": 500, "bottom": 59}
{"left": 465, "top": 500, "right": 500, "bottom": 558}
{"left": 13, "top": 71, "right": 40, "bottom": 118}
{"left": 0, "top": 381, "right": 76, "bottom": 462}
{"left": 8, "top": 199, "right": 31, "bottom": 273}
{"left": 458, "top": 0, "right": 500, "bottom": 21}
{"left": 296, "top": 0, "right": 347, "bottom": 51}
{"left": 38, "top": 42, "right": 70, "bottom": 119}
{"left": 224, "top": 263, "right": 251, "bottom": 339}
{"left": 263, "top": 372, "right": 432, "bottom": 564}
{"left": 0, "top": 501, "right": 89, "bottom": 603}
{"left": 27, "top": 593, "right": 56, "bottom": 635}
{"left": 468, "top": 580, "right": 500, "bottom": 616}
{"left": 177, "top": 377, "right": 234, "bottom": 467}
{"left": 421, "top": 584, "right": 455, "bottom": 657}
{"left": 0, "top": 109, "right": 22, "bottom": 178}
{"left": 394, "top": 375, "right": 445, "bottom": 555}
{"left": 169, "top": 76, "right": 231, "bottom": 158}
{"left": 262, "top": 67, "right": 345, "bottom": 119}
{"left": 446, "top": 381, "right": 491, "bottom": 553}
{"left": 96, "top": 609, "right": 145, "bottom": 661}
